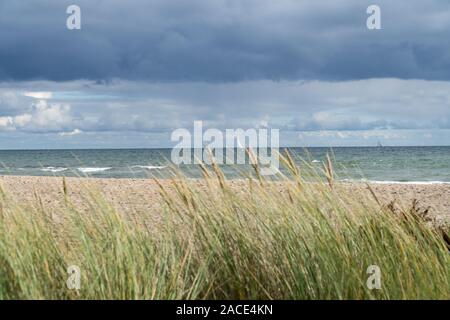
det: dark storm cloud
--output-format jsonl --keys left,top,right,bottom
{"left": 1, "top": 0, "right": 450, "bottom": 82}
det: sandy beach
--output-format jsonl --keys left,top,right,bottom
{"left": 0, "top": 175, "right": 449, "bottom": 229}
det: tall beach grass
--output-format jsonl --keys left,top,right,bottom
{"left": 0, "top": 153, "right": 448, "bottom": 299}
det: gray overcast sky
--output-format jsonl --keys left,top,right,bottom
{"left": 0, "top": 0, "right": 449, "bottom": 148}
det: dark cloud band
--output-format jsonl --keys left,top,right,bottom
{"left": 1, "top": 0, "right": 449, "bottom": 82}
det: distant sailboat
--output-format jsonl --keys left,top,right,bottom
{"left": 377, "top": 141, "right": 383, "bottom": 148}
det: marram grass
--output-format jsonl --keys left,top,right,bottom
{"left": 0, "top": 155, "right": 448, "bottom": 300}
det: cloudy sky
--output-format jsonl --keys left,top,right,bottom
{"left": 0, "top": 0, "right": 449, "bottom": 149}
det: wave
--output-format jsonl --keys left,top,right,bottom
{"left": 41, "top": 167, "right": 68, "bottom": 173}
{"left": 132, "top": 165, "right": 166, "bottom": 170}
{"left": 77, "top": 167, "right": 112, "bottom": 173}
{"left": 341, "top": 178, "right": 450, "bottom": 185}
{"left": 368, "top": 180, "right": 450, "bottom": 185}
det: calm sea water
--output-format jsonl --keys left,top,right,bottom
{"left": 0, "top": 147, "right": 449, "bottom": 183}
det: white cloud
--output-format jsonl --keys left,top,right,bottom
{"left": 30, "top": 100, "right": 72, "bottom": 129}
{"left": 298, "top": 130, "right": 406, "bottom": 140}
{"left": 0, "top": 114, "right": 32, "bottom": 131}
{"left": 13, "top": 113, "right": 32, "bottom": 126}
{"left": 0, "top": 116, "right": 14, "bottom": 129}
{"left": 59, "top": 128, "right": 82, "bottom": 137}
{"left": 0, "top": 99, "right": 73, "bottom": 132}
{"left": 23, "top": 92, "right": 53, "bottom": 99}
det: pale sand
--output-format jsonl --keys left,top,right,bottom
{"left": 0, "top": 176, "right": 449, "bottom": 228}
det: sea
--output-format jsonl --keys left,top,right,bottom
{"left": 0, "top": 146, "right": 449, "bottom": 183}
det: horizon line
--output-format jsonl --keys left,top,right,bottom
{"left": 1, "top": 145, "right": 450, "bottom": 152}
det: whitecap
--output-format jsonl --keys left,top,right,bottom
{"left": 341, "top": 178, "right": 450, "bottom": 185}
{"left": 41, "top": 167, "right": 68, "bottom": 173}
{"left": 368, "top": 180, "right": 450, "bottom": 185}
{"left": 132, "top": 165, "right": 166, "bottom": 170}
{"left": 77, "top": 167, "right": 112, "bottom": 173}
